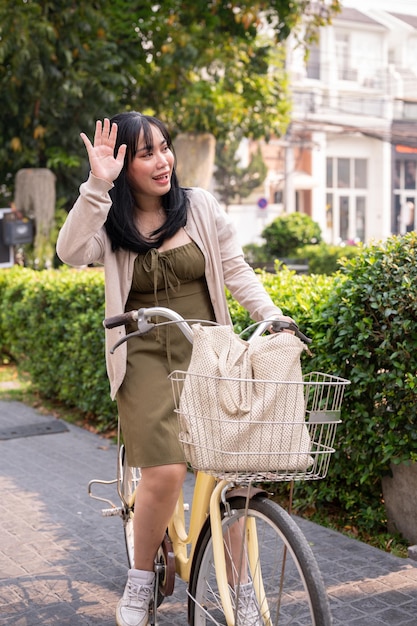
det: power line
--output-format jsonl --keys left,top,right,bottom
{"left": 291, "top": 117, "right": 417, "bottom": 147}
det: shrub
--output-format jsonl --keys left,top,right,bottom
{"left": 0, "top": 266, "right": 115, "bottom": 429}
{"left": 289, "top": 232, "right": 417, "bottom": 534}
{"left": 242, "top": 242, "right": 269, "bottom": 264}
{"left": 0, "top": 265, "right": 335, "bottom": 431}
{"left": 0, "top": 270, "right": 12, "bottom": 362}
{"left": 2, "top": 241, "right": 416, "bottom": 538}
{"left": 294, "top": 242, "right": 361, "bottom": 275}
{"left": 243, "top": 241, "right": 361, "bottom": 275}
{"left": 227, "top": 265, "right": 336, "bottom": 366}
{"left": 262, "top": 213, "right": 321, "bottom": 257}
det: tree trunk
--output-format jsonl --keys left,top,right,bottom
{"left": 382, "top": 461, "right": 417, "bottom": 544}
{"left": 14, "top": 168, "right": 56, "bottom": 268}
{"left": 173, "top": 133, "right": 216, "bottom": 189}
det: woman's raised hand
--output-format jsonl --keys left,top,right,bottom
{"left": 80, "top": 118, "right": 127, "bottom": 184}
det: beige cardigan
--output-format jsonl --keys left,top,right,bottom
{"left": 56, "top": 174, "right": 283, "bottom": 399}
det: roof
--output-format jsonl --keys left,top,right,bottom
{"left": 336, "top": 7, "right": 385, "bottom": 27}
{"left": 388, "top": 12, "right": 417, "bottom": 29}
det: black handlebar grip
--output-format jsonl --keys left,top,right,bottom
{"left": 271, "top": 320, "right": 312, "bottom": 345}
{"left": 103, "top": 311, "right": 138, "bottom": 329}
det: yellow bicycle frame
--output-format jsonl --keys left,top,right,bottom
{"left": 167, "top": 472, "right": 270, "bottom": 626}
{"left": 168, "top": 471, "right": 216, "bottom": 582}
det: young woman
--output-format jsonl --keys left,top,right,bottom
{"left": 57, "top": 112, "right": 295, "bottom": 626}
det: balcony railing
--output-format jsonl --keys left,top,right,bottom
{"left": 291, "top": 89, "right": 389, "bottom": 118}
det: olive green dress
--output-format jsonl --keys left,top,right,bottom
{"left": 116, "top": 242, "right": 215, "bottom": 468}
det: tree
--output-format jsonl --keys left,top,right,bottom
{"left": 262, "top": 213, "right": 322, "bottom": 257}
{"left": 214, "top": 140, "right": 267, "bottom": 211}
{"left": 105, "top": 1, "right": 341, "bottom": 140}
{"left": 0, "top": 0, "right": 136, "bottom": 204}
{"left": 238, "top": 145, "right": 268, "bottom": 201}
{"left": 0, "top": 1, "right": 340, "bottom": 205}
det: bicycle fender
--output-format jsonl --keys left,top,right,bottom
{"left": 225, "top": 485, "right": 268, "bottom": 501}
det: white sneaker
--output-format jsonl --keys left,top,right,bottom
{"left": 234, "top": 582, "right": 263, "bottom": 625}
{"left": 115, "top": 578, "right": 153, "bottom": 626}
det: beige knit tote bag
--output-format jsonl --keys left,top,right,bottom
{"left": 178, "top": 324, "right": 313, "bottom": 474}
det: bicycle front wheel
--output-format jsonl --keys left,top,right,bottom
{"left": 189, "top": 495, "right": 331, "bottom": 626}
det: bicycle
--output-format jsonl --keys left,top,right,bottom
{"left": 88, "top": 306, "right": 350, "bottom": 626}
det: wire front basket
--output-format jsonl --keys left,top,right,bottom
{"left": 169, "top": 370, "right": 350, "bottom": 483}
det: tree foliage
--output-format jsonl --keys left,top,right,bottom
{"left": 0, "top": 0, "right": 135, "bottom": 204}
{"left": 214, "top": 141, "right": 268, "bottom": 210}
{"left": 0, "top": 0, "right": 340, "bottom": 204}
{"left": 239, "top": 146, "right": 268, "bottom": 201}
{"left": 106, "top": 0, "right": 340, "bottom": 139}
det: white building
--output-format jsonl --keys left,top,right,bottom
{"left": 231, "top": 0, "right": 417, "bottom": 246}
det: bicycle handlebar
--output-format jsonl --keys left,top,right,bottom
{"left": 104, "top": 310, "right": 139, "bottom": 328}
{"left": 104, "top": 306, "right": 311, "bottom": 354}
{"left": 270, "top": 320, "right": 312, "bottom": 345}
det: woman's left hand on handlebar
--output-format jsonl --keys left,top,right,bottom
{"left": 270, "top": 315, "right": 312, "bottom": 345}
{"left": 270, "top": 314, "right": 296, "bottom": 333}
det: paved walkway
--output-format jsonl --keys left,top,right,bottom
{"left": 0, "top": 399, "right": 416, "bottom": 625}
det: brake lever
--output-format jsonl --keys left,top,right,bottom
{"left": 271, "top": 320, "right": 312, "bottom": 345}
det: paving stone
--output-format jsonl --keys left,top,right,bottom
{"left": 1, "top": 400, "right": 416, "bottom": 625}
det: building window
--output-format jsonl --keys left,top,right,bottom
{"left": 356, "top": 197, "right": 366, "bottom": 241}
{"left": 354, "top": 159, "right": 367, "bottom": 189}
{"left": 326, "top": 158, "right": 333, "bottom": 187}
{"left": 306, "top": 40, "right": 320, "bottom": 80}
{"left": 337, "top": 159, "right": 350, "bottom": 187}
{"left": 405, "top": 160, "right": 416, "bottom": 190}
{"left": 393, "top": 156, "right": 417, "bottom": 234}
{"left": 326, "top": 157, "right": 368, "bottom": 242}
{"left": 339, "top": 196, "right": 349, "bottom": 241}
{"left": 326, "top": 193, "right": 333, "bottom": 233}
{"left": 403, "top": 102, "right": 417, "bottom": 120}
{"left": 335, "top": 32, "right": 357, "bottom": 81}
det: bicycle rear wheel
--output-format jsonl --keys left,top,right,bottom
{"left": 189, "top": 495, "right": 331, "bottom": 626}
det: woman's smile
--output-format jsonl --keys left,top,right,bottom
{"left": 127, "top": 124, "right": 175, "bottom": 202}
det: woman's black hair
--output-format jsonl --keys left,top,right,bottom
{"left": 104, "top": 111, "right": 188, "bottom": 252}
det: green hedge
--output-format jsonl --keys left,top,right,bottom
{"left": 0, "top": 264, "right": 334, "bottom": 428}
{"left": 243, "top": 241, "right": 361, "bottom": 275}
{"left": 288, "top": 232, "right": 417, "bottom": 534}
{"left": 0, "top": 266, "right": 114, "bottom": 429}
{"left": 294, "top": 242, "right": 361, "bottom": 275}
{"left": 1, "top": 236, "right": 417, "bottom": 537}
{"left": 232, "top": 235, "right": 417, "bottom": 536}
{"left": 227, "top": 264, "right": 336, "bottom": 349}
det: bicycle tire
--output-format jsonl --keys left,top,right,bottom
{"left": 189, "top": 495, "right": 331, "bottom": 626}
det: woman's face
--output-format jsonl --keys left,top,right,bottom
{"left": 127, "top": 123, "right": 175, "bottom": 205}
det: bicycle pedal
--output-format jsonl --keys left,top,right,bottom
{"left": 101, "top": 507, "right": 122, "bottom": 517}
